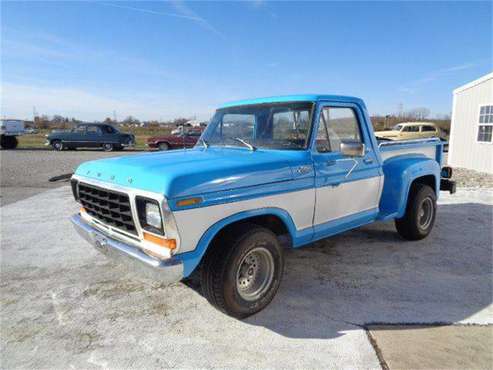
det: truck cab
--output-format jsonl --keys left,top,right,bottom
{"left": 0, "top": 119, "right": 25, "bottom": 149}
{"left": 70, "top": 95, "right": 455, "bottom": 318}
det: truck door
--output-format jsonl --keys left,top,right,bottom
{"left": 312, "top": 104, "right": 383, "bottom": 232}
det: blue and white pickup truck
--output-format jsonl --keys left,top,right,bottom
{"left": 71, "top": 95, "right": 455, "bottom": 318}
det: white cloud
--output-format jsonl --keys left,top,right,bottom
{"left": 170, "top": 0, "right": 225, "bottom": 38}
{"left": 98, "top": 1, "right": 224, "bottom": 38}
{"left": 99, "top": 2, "right": 202, "bottom": 21}
{"left": 0, "top": 82, "right": 213, "bottom": 121}
{"left": 399, "top": 61, "right": 482, "bottom": 94}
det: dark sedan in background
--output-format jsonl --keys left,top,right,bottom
{"left": 46, "top": 123, "right": 135, "bottom": 151}
{"left": 147, "top": 128, "right": 202, "bottom": 150}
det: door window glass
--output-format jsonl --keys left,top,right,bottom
{"left": 86, "top": 126, "right": 102, "bottom": 135}
{"left": 103, "top": 125, "right": 115, "bottom": 134}
{"left": 403, "top": 126, "right": 419, "bottom": 132}
{"left": 316, "top": 107, "right": 361, "bottom": 153}
{"left": 421, "top": 125, "right": 436, "bottom": 132}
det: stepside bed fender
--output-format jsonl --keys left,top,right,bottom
{"left": 378, "top": 155, "right": 440, "bottom": 220}
{"left": 176, "top": 207, "right": 298, "bottom": 278}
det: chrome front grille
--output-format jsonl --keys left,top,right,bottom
{"left": 78, "top": 182, "right": 137, "bottom": 235}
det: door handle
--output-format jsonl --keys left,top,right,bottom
{"left": 363, "top": 158, "right": 374, "bottom": 164}
{"left": 326, "top": 160, "right": 337, "bottom": 166}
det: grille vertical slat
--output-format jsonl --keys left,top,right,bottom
{"left": 78, "top": 183, "right": 137, "bottom": 235}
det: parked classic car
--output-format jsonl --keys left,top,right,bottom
{"left": 375, "top": 122, "right": 442, "bottom": 141}
{"left": 70, "top": 95, "right": 455, "bottom": 318}
{"left": 147, "top": 129, "right": 202, "bottom": 150}
{"left": 46, "top": 123, "right": 135, "bottom": 151}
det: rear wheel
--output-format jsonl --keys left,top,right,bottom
{"left": 51, "top": 140, "right": 63, "bottom": 151}
{"left": 158, "top": 142, "right": 169, "bottom": 151}
{"left": 102, "top": 143, "right": 114, "bottom": 152}
{"left": 395, "top": 184, "right": 437, "bottom": 240}
{"left": 0, "top": 135, "right": 18, "bottom": 149}
{"left": 201, "top": 225, "right": 284, "bottom": 319}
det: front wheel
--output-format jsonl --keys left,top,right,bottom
{"left": 0, "top": 135, "right": 18, "bottom": 149}
{"left": 201, "top": 225, "right": 284, "bottom": 319}
{"left": 395, "top": 184, "right": 437, "bottom": 240}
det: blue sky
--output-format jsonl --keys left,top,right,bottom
{"left": 1, "top": 1, "right": 491, "bottom": 121}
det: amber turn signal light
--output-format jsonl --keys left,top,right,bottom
{"left": 176, "top": 197, "right": 202, "bottom": 207}
{"left": 143, "top": 231, "right": 176, "bottom": 250}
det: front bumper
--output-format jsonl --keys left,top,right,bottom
{"left": 71, "top": 214, "right": 183, "bottom": 284}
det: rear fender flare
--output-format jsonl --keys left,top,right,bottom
{"left": 379, "top": 156, "right": 440, "bottom": 219}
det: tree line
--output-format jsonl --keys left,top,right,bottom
{"left": 29, "top": 115, "right": 192, "bottom": 130}
{"left": 28, "top": 109, "right": 451, "bottom": 134}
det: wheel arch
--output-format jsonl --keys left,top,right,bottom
{"left": 177, "top": 208, "right": 297, "bottom": 278}
{"left": 379, "top": 155, "right": 440, "bottom": 220}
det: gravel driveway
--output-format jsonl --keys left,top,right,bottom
{"left": 0, "top": 149, "right": 139, "bottom": 206}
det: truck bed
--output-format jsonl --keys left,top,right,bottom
{"left": 378, "top": 138, "right": 443, "bottom": 165}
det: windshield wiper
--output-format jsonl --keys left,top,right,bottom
{"left": 233, "top": 137, "right": 256, "bottom": 151}
{"left": 198, "top": 138, "right": 209, "bottom": 149}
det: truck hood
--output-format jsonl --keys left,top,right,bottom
{"left": 74, "top": 147, "right": 310, "bottom": 199}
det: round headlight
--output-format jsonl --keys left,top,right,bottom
{"left": 145, "top": 202, "right": 162, "bottom": 229}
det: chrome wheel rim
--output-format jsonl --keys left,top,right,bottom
{"left": 418, "top": 197, "right": 434, "bottom": 230}
{"left": 236, "top": 247, "right": 275, "bottom": 301}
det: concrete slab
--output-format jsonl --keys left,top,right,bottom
{"left": 0, "top": 187, "right": 379, "bottom": 369}
{"left": 368, "top": 325, "right": 493, "bottom": 370}
{"left": 1, "top": 187, "right": 492, "bottom": 368}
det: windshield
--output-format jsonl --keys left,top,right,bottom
{"left": 201, "top": 102, "right": 314, "bottom": 150}
{"left": 392, "top": 124, "right": 403, "bottom": 131}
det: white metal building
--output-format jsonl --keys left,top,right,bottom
{"left": 448, "top": 72, "right": 493, "bottom": 174}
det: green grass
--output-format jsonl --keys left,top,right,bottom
{"left": 17, "top": 127, "right": 174, "bottom": 151}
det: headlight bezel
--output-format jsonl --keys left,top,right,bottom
{"left": 136, "top": 196, "right": 164, "bottom": 235}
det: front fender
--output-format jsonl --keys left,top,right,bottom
{"left": 378, "top": 155, "right": 440, "bottom": 220}
{"left": 175, "top": 207, "right": 298, "bottom": 277}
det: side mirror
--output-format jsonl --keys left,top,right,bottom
{"left": 341, "top": 140, "right": 365, "bottom": 157}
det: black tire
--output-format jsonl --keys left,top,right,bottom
{"left": 200, "top": 224, "right": 284, "bottom": 319}
{"left": 51, "top": 140, "right": 63, "bottom": 151}
{"left": 102, "top": 143, "right": 114, "bottom": 152}
{"left": 158, "top": 142, "right": 169, "bottom": 151}
{"left": 0, "top": 135, "right": 18, "bottom": 149}
{"left": 115, "top": 144, "right": 124, "bottom": 151}
{"left": 395, "top": 184, "right": 437, "bottom": 240}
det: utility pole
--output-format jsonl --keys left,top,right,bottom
{"left": 398, "top": 103, "right": 403, "bottom": 119}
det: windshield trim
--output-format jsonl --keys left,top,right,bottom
{"left": 204, "top": 101, "right": 315, "bottom": 151}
